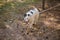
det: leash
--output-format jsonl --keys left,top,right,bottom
{"left": 39, "top": 4, "right": 60, "bottom": 13}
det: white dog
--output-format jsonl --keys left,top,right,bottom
{"left": 24, "top": 7, "right": 40, "bottom": 28}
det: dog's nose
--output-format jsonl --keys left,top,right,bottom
{"left": 24, "top": 20, "right": 29, "bottom": 24}
{"left": 24, "top": 18, "right": 28, "bottom": 21}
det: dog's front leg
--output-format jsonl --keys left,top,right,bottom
{"left": 29, "top": 18, "right": 35, "bottom": 28}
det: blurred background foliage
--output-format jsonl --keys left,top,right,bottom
{"left": 0, "top": 0, "right": 41, "bottom": 15}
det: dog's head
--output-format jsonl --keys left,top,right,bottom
{"left": 24, "top": 8, "right": 39, "bottom": 22}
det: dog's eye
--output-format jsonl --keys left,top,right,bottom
{"left": 28, "top": 14, "right": 30, "bottom": 16}
{"left": 24, "top": 14, "right": 27, "bottom": 17}
{"left": 30, "top": 11, "right": 33, "bottom": 14}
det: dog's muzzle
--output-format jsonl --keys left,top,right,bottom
{"left": 24, "top": 18, "right": 29, "bottom": 23}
